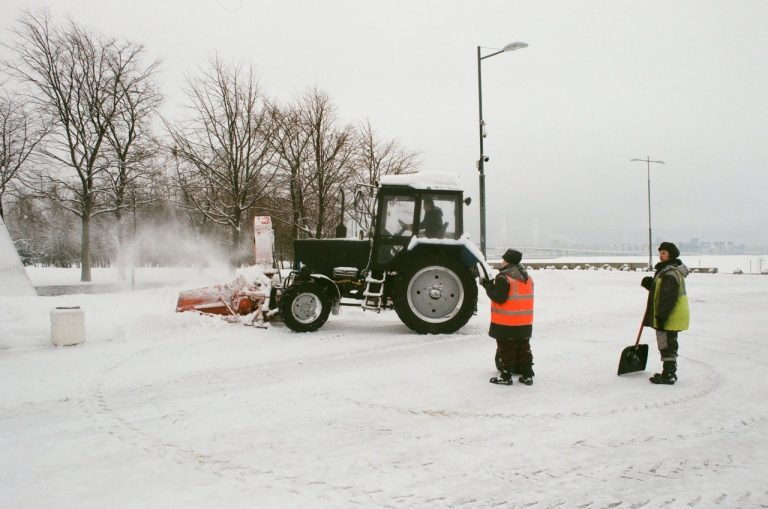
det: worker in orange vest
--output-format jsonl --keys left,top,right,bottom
{"left": 483, "top": 249, "right": 535, "bottom": 386}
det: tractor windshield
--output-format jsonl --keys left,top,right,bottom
{"left": 380, "top": 194, "right": 416, "bottom": 237}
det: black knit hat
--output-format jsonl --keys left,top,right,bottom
{"left": 502, "top": 249, "right": 523, "bottom": 265}
{"left": 658, "top": 242, "right": 680, "bottom": 259}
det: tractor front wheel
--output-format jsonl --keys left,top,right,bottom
{"left": 279, "top": 281, "right": 331, "bottom": 332}
{"left": 393, "top": 254, "right": 478, "bottom": 334}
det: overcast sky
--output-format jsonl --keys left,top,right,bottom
{"left": 2, "top": 0, "right": 767, "bottom": 249}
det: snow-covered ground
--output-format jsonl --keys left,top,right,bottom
{"left": 2, "top": 263, "right": 768, "bottom": 508}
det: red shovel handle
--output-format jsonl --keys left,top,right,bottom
{"left": 634, "top": 320, "right": 644, "bottom": 346}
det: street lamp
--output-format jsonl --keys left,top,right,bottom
{"left": 631, "top": 156, "right": 665, "bottom": 270}
{"left": 477, "top": 41, "right": 528, "bottom": 259}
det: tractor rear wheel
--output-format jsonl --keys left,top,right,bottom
{"left": 279, "top": 281, "right": 331, "bottom": 332}
{"left": 393, "top": 254, "right": 478, "bottom": 334}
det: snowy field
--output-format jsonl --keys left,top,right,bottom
{"left": 2, "top": 263, "right": 768, "bottom": 508}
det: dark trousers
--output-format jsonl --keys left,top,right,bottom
{"left": 496, "top": 337, "right": 534, "bottom": 377}
{"left": 655, "top": 330, "right": 679, "bottom": 362}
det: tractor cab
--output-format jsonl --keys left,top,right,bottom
{"left": 372, "top": 174, "right": 465, "bottom": 268}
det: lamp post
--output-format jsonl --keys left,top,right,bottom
{"left": 477, "top": 42, "right": 528, "bottom": 259}
{"left": 631, "top": 156, "right": 665, "bottom": 270}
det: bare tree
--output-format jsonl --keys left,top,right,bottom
{"left": 349, "top": 120, "right": 419, "bottom": 232}
{"left": 6, "top": 10, "right": 160, "bottom": 281}
{"left": 300, "top": 88, "right": 355, "bottom": 239}
{"left": 0, "top": 93, "right": 48, "bottom": 218}
{"left": 267, "top": 98, "right": 313, "bottom": 239}
{"left": 104, "top": 51, "right": 162, "bottom": 238}
{"left": 167, "top": 58, "right": 277, "bottom": 253}
{"left": 268, "top": 92, "right": 417, "bottom": 240}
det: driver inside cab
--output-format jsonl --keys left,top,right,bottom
{"left": 399, "top": 197, "right": 445, "bottom": 238}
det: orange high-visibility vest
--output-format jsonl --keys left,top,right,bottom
{"left": 490, "top": 273, "right": 534, "bottom": 326}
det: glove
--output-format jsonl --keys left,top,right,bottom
{"left": 641, "top": 276, "right": 653, "bottom": 290}
{"left": 481, "top": 278, "right": 493, "bottom": 289}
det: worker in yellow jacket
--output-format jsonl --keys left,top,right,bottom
{"left": 641, "top": 241, "right": 690, "bottom": 385}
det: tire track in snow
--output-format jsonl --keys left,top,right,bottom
{"left": 77, "top": 347, "right": 288, "bottom": 488}
{"left": 74, "top": 321, "right": 768, "bottom": 508}
{"left": 333, "top": 353, "right": 723, "bottom": 422}
{"left": 323, "top": 344, "right": 768, "bottom": 508}
{"left": 74, "top": 336, "right": 494, "bottom": 506}
{"left": 110, "top": 329, "right": 475, "bottom": 394}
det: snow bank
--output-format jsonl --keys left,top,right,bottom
{"left": 0, "top": 215, "right": 35, "bottom": 296}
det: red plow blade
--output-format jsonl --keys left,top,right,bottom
{"left": 176, "top": 275, "right": 267, "bottom": 318}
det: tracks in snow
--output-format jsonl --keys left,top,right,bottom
{"left": 75, "top": 325, "right": 768, "bottom": 507}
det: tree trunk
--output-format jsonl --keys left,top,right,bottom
{"left": 231, "top": 220, "right": 241, "bottom": 251}
{"left": 80, "top": 215, "right": 92, "bottom": 282}
{"left": 315, "top": 200, "right": 326, "bottom": 239}
{"left": 289, "top": 178, "right": 300, "bottom": 240}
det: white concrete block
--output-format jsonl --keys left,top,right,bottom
{"left": 51, "top": 307, "right": 86, "bottom": 347}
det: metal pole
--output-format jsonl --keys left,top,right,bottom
{"left": 631, "top": 157, "right": 665, "bottom": 270}
{"left": 646, "top": 157, "right": 652, "bottom": 270}
{"left": 476, "top": 42, "right": 527, "bottom": 259}
{"left": 477, "top": 46, "right": 487, "bottom": 258}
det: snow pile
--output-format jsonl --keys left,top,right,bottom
{"left": 0, "top": 215, "right": 35, "bottom": 296}
{"left": 379, "top": 171, "right": 463, "bottom": 191}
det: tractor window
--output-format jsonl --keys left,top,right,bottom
{"left": 419, "top": 195, "right": 458, "bottom": 239}
{"left": 380, "top": 195, "right": 416, "bottom": 237}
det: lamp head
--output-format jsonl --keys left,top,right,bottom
{"left": 502, "top": 42, "right": 529, "bottom": 52}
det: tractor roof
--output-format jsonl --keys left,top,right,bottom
{"left": 379, "top": 171, "right": 462, "bottom": 192}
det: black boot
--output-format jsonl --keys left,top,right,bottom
{"left": 518, "top": 365, "right": 534, "bottom": 386}
{"left": 490, "top": 370, "right": 514, "bottom": 385}
{"left": 650, "top": 361, "right": 677, "bottom": 385}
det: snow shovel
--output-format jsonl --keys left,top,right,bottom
{"left": 617, "top": 321, "right": 649, "bottom": 375}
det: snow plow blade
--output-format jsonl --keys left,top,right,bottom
{"left": 176, "top": 282, "right": 257, "bottom": 316}
{"left": 176, "top": 276, "right": 267, "bottom": 315}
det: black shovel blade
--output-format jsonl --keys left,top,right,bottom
{"left": 617, "top": 344, "right": 649, "bottom": 375}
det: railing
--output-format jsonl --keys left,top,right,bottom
{"left": 487, "top": 261, "right": 718, "bottom": 273}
